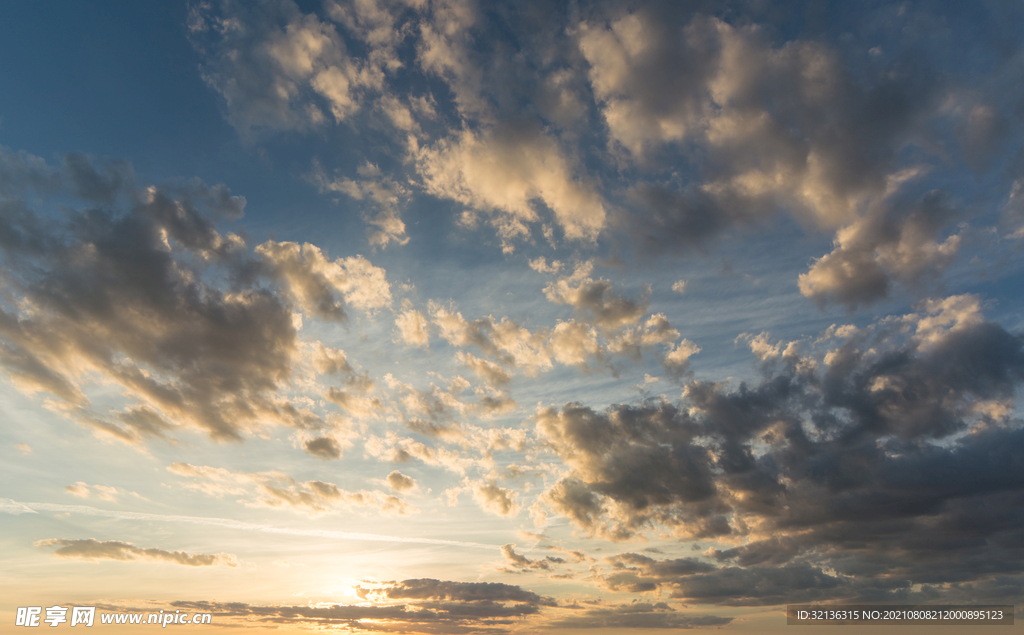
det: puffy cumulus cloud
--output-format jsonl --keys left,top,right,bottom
{"left": 304, "top": 435, "right": 344, "bottom": 459}
{"left": 432, "top": 299, "right": 689, "bottom": 381}
{"left": 799, "top": 191, "right": 963, "bottom": 308}
{"left": 308, "top": 342, "right": 353, "bottom": 376}
{"left": 429, "top": 302, "right": 552, "bottom": 374}
{"left": 382, "top": 372, "right": 517, "bottom": 441}
{"left": 365, "top": 431, "right": 479, "bottom": 475}
{"left": 416, "top": 123, "right": 607, "bottom": 248}
{"left": 35, "top": 538, "right": 237, "bottom": 567}
{"left": 544, "top": 276, "right": 650, "bottom": 329}
{"left": 607, "top": 313, "right": 682, "bottom": 361}
{"left": 910, "top": 294, "right": 984, "bottom": 350}
{"left": 472, "top": 481, "right": 519, "bottom": 517}
{"left": 0, "top": 151, "right": 335, "bottom": 444}
{"left": 578, "top": 11, "right": 714, "bottom": 159}
{"left": 167, "top": 462, "right": 413, "bottom": 516}
{"left": 661, "top": 339, "right": 701, "bottom": 379}
{"left": 256, "top": 241, "right": 391, "bottom": 320}
{"left": 534, "top": 297, "right": 1024, "bottom": 603}
{"left": 535, "top": 401, "right": 720, "bottom": 541}
{"left": 189, "top": 0, "right": 385, "bottom": 137}
{"left": 311, "top": 160, "right": 410, "bottom": 247}
{"left": 528, "top": 256, "right": 563, "bottom": 274}
{"left": 545, "top": 601, "right": 731, "bottom": 630}
{"left": 583, "top": 9, "right": 934, "bottom": 217}
{"left": 547, "top": 320, "right": 606, "bottom": 369}
{"left": 386, "top": 470, "right": 416, "bottom": 492}
{"left": 395, "top": 306, "right": 430, "bottom": 348}
{"left": 581, "top": 7, "right": 988, "bottom": 301}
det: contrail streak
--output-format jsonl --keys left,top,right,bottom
{"left": 1, "top": 499, "right": 499, "bottom": 550}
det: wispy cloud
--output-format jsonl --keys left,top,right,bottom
{"left": 2, "top": 500, "right": 497, "bottom": 550}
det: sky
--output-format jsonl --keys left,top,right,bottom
{"left": 1, "top": 0, "right": 1023, "bottom": 633}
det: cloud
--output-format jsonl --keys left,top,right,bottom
{"left": 799, "top": 191, "right": 962, "bottom": 308}
{"left": 662, "top": 339, "right": 700, "bottom": 379}
{"left": 544, "top": 277, "right": 650, "bottom": 329}
{"left": 386, "top": 470, "right": 416, "bottom": 492}
{"left": 535, "top": 401, "right": 718, "bottom": 541}
{"left": 0, "top": 150, "right": 327, "bottom": 443}
{"left": 498, "top": 543, "right": 568, "bottom": 573}
{"left": 174, "top": 577, "right": 554, "bottom": 631}
{"left": 365, "top": 432, "right": 478, "bottom": 475}
{"left": 456, "top": 352, "right": 511, "bottom": 387}
{"left": 472, "top": 481, "right": 519, "bottom": 517}
{"left": 530, "top": 295, "right": 1024, "bottom": 602}
{"left": 607, "top": 313, "right": 683, "bottom": 362}
{"left": 5, "top": 499, "right": 496, "bottom": 550}
{"left": 416, "top": 123, "right": 607, "bottom": 248}
{"left": 578, "top": 7, "right": 981, "bottom": 305}
{"left": 189, "top": 0, "right": 369, "bottom": 137}
{"left": 312, "top": 160, "right": 410, "bottom": 248}
{"left": 528, "top": 257, "right": 563, "bottom": 274}
{"left": 304, "top": 436, "right": 343, "bottom": 459}
{"left": 256, "top": 240, "right": 392, "bottom": 320}
{"left": 35, "top": 538, "right": 237, "bottom": 567}
{"left": 415, "top": 0, "right": 485, "bottom": 117}
{"left": 396, "top": 307, "right": 430, "bottom": 348}
{"left": 429, "top": 303, "right": 552, "bottom": 374}
{"left": 63, "top": 482, "right": 124, "bottom": 502}
{"left": 15, "top": 443, "right": 32, "bottom": 455}
{"left": 65, "top": 483, "right": 90, "bottom": 499}
{"left": 547, "top": 321, "right": 605, "bottom": 369}
{"left": 361, "top": 578, "right": 555, "bottom": 606}
{"left": 168, "top": 462, "right": 414, "bottom": 516}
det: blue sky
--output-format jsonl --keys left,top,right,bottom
{"left": 1, "top": 1, "right": 1023, "bottom": 633}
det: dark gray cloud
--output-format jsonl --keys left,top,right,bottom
{"left": 535, "top": 298, "right": 1024, "bottom": 602}
{"left": 0, "top": 150, "right": 385, "bottom": 451}
{"left": 536, "top": 400, "right": 719, "bottom": 540}
{"left": 799, "top": 191, "right": 962, "bottom": 308}
{"left": 156, "top": 578, "right": 554, "bottom": 632}
{"left": 370, "top": 578, "right": 555, "bottom": 606}
{"left": 304, "top": 436, "right": 342, "bottom": 459}
{"left": 35, "top": 538, "right": 237, "bottom": 567}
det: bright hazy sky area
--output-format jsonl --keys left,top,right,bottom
{"left": 1, "top": 1, "right": 1023, "bottom": 634}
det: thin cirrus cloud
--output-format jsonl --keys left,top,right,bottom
{"left": 2, "top": 499, "right": 497, "bottom": 550}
